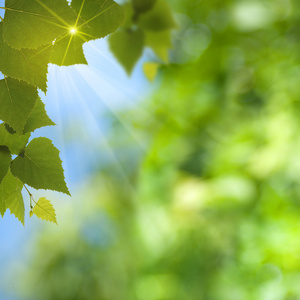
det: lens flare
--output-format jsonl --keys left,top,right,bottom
{"left": 70, "top": 28, "right": 77, "bottom": 35}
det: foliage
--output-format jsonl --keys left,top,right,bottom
{"left": 0, "top": 0, "right": 126, "bottom": 224}
{"left": 0, "top": 0, "right": 175, "bottom": 225}
{"left": 109, "top": 0, "right": 176, "bottom": 74}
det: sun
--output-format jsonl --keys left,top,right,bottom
{"left": 70, "top": 27, "right": 77, "bottom": 35}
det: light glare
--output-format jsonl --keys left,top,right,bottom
{"left": 70, "top": 28, "right": 77, "bottom": 34}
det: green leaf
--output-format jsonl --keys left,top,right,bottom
{"left": 50, "top": 33, "right": 88, "bottom": 66}
{"left": 0, "top": 123, "right": 30, "bottom": 155}
{"left": 0, "top": 78, "right": 37, "bottom": 134}
{"left": 0, "top": 146, "right": 11, "bottom": 185}
{"left": 0, "top": 170, "right": 24, "bottom": 224}
{"left": 71, "top": 0, "right": 125, "bottom": 40}
{"left": 132, "top": 0, "right": 157, "bottom": 14}
{"left": 24, "top": 97, "right": 56, "bottom": 134}
{"left": 143, "top": 62, "right": 160, "bottom": 81}
{"left": 121, "top": 3, "right": 135, "bottom": 28}
{"left": 145, "top": 30, "right": 172, "bottom": 62}
{"left": 50, "top": 0, "right": 125, "bottom": 66}
{"left": 30, "top": 197, "right": 57, "bottom": 224}
{"left": 0, "top": 192, "right": 5, "bottom": 217}
{"left": 0, "top": 23, "right": 51, "bottom": 92}
{"left": 137, "top": 0, "right": 176, "bottom": 32}
{"left": 11, "top": 137, "right": 70, "bottom": 195}
{"left": 109, "top": 29, "right": 144, "bottom": 75}
{"left": 3, "top": 0, "right": 77, "bottom": 49}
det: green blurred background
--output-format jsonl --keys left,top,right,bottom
{"left": 4, "top": 0, "right": 300, "bottom": 299}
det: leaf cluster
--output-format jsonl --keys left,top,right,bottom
{"left": 109, "top": 0, "right": 176, "bottom": 78}
{"left": 0, "top": 0, "right": 125, "bottom": 225}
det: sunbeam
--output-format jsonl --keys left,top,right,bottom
{"left": 61, "top": 35, "right": 74, "bottom": 65}
{"left": 38, "top": 34, "right": 152, "bottom": 189}
{"left": 34, "top": 0, "right": 73, "bottom": 28}
{"left": 74, "top": 0, "right": 85, "bottom": 27}
{"left": 44, "top": 64, "right": 139, "bottom": 193}
{"left": 76, "top": 66, "right": 148, "bottom": 151}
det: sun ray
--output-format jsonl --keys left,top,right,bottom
{"left": 28, "top": 28, "right": 96, "bottom": 63}
{"left": 34, "top": 0, "right": 73, "bottom": 28}
{"left": 0, "top": 6, "right": 70, "bottom": 30}
{"left": 61, "top": 35, "right": 74, "bottom": 65}
{"left": 29, "top": 32, "right": 69, "bottom": 58}
{"left": 40, "top": 18, "right": 69, "bottom": 30}
{"left": 48, "top": 74, "right": 68, "bottom": 178}
{"left": 77, "top": 2, "right": 117, "bottom": 29}
{"left": 75, "top": 67, "right": 150, "bottom": 151}
{"left": 74, "top": 0, "right": 85, "bottom": 28}
{"left": 76, "top": 30, "right": 99, "bottom": 41}
{"left": 81, "top": 43, "right": 164, "bottom": 127}
{"left": 0, "top": 6, "right": 57, "bottom": 21}
{"left": 59, "top": 27, "right": 96, "bottom": 65}
{"left": 60, "top": 68, "right": 138, "bottom": 194}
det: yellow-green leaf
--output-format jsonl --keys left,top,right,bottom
{"left": 31, "top": 197, "right": 57, "bottom": 224}
{"left": 143, "top": 62, "right": 160, "bottom": 81}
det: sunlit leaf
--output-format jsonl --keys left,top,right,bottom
{"left": 50, "top": 34, "right": 88, "bottom": 66}
{"left": 3, "top": 0, "right": 77, "bottom": 49}
{"left": 50, "top": 0, "right": 125, "bottom": 66}
{"left": 31, "top": 197, "right": 57, "bottom": 224}
{"left": 71, "top": 0, "right": 125, "bottom": 40}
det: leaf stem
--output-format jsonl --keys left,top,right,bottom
{"left": 31, "top": 196, "right": 37, "bottom": 205}
{"left": 24, "top": 185, "right": 32, "bottom": 197}
{"left": 0, "top": 16, "right": 3, "bottom": 22}
{"left": 24, "top": 185, "right": 37, "bottom": 209}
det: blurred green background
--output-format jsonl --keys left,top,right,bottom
{"left": 4, "top": 0, "right": 300, "bottom": 299}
